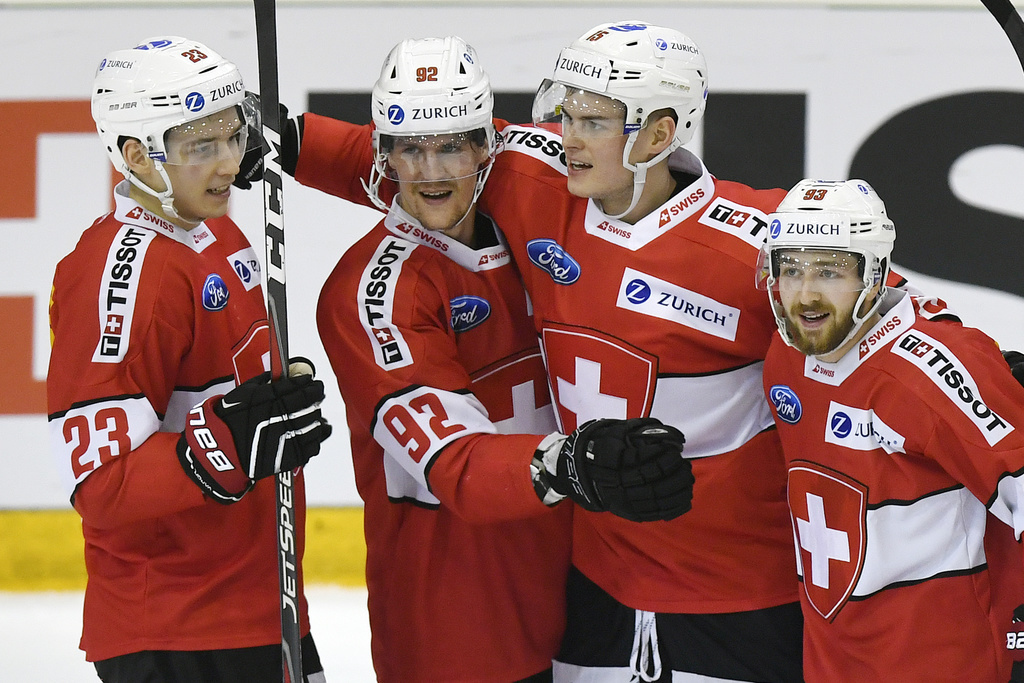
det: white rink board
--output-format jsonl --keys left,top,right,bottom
{"left": 2, "top": 3, "right": 1023, "bottom": 508}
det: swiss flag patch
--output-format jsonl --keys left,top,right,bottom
{"left": 788, "top": 462, "right": 868, "bottom": 621}
{"left": 541, "top": 322, "right": 658, "bottom": 432}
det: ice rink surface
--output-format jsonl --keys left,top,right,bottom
{"left": 0, "top": 586, "right": 375, "bottom": 681}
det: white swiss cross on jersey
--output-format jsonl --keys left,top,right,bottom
{"left": 788, "top": 462, "right": 868, "bottom": 621}
{"left": 541, "top": 322, "right": 658, "bottom": 432}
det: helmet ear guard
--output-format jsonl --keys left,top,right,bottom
{"left": 762, "top": 179, "right": 897, "bottom": 356}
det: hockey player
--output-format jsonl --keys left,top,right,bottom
{"left": 314, "top": 37, "right": 693, "bottom": 683}
{"left": 47, "top": 37, "right": 332, "bottom": 683}
{"left": 759, "top": 178, "right": 1024, "bottom": 682}
{"left": 279, "top": 22, "right": 808, "bottom": 681}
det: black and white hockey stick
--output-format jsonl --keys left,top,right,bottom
{"left": 253, "top": 0, "right": 302, "bottom": 681}
{"left": 981, "top": 0, "right": 1024, "bottom": 72}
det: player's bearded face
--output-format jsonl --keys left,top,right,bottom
{"left": 389, "top": 133, "right": 490, "bottom": 240}
{"left": 776, "top": 249, "right": 865, "bottom": 358}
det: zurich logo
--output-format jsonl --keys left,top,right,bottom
{"left": 526, "top": 239, "right": 581, "bottom": 285}
{"left": 388, "top": 105, "right": 405, "bottom": 125}
{"left": 769, "top": 219, "right": 782, "bottom": 239}
{"left": 233, "top": 258, "right": 255, "bottom": 285}
{"left": 655, "top": 38, "right": 668, "bottom": 51}
{"left": 610, "top": 23, "right": 648, "bottom": 32}
{"left": 202, "top": 274, "right": 229, "bottom": 312}
{"left": 450, "top": 295, "right": 491, "bottom": 333}
{"left": 830, "top": 411, "right": 852, "bottom": 438}
{"left": 769, "top": 384, "right": 802, "bottom": 425}
{"left": 625, "top": 278, "right": 652, "bottom": 304}
{"left": 463, "top": 52, "right": 474, "bottom": 64}
{"left": 184, "top": 92, "right": 206, "bottom": 113}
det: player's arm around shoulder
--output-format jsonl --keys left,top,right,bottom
{"left": 294, "top": 113, "right": 377, "bottom": 207}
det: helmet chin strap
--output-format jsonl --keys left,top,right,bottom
{"left": 598, "top": 132, "right": 681, "bottom": 221}
{"left": 128, "top": 160, "right": 184, "bottom": 222}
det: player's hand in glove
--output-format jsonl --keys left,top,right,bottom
{"left": 177, "top": 358, "right": 332, "bottom": 503}
{"left": 531, "top": 417, "right": 692, "bottom": 522}
{"left": 1003, "top": 350, "right": 1024, "bottom": 387}
{"left": 232, "top": 93, "right": 301, "bottom": 189}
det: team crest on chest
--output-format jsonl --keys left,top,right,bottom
{"left": 541, "top": 322, "right": 657, "bottom": 432}
{"left": 788, "top": 462, "right": 868, "bottom": 621}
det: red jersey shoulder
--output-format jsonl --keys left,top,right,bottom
{"left": 680, "top": 179, "right": 785, "bottom": 270}
{"left": 493, "top": 122, "right": 568, "bottom": 185}
{"left": 880, "top": 317, "right": 1017, "bottom": 447}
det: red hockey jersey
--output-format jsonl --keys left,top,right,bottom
{"left": 47, "top": 182, "right": 309, "bottom": 661}
{"left": 297, "top": 115, "right": 797, "bottom": 614}
{"left": 316, "top": 200, "right": 572, "bottom": 682}
{"left": 763, "top": 290, "right": 1024, "bottom": 682}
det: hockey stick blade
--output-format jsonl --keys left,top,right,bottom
{"left": 253, "top": 0, "right": 302, "bottom": 681}
{"left": 982, "top": 0, "right": 1024, "bottom": 73}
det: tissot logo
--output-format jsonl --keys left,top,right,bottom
{"left": 892, "top": 330, "right": 1013, "bottom": 445}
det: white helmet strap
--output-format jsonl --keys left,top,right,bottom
{"left": 127, "top": 159, "right": 183, "bottom": 222}
{"left": 600, "top": 129, "right": 681, "bottom": 221}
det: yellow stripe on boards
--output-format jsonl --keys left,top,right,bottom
{"left": 0, "top": 507, "right": 366, "bottom": 591}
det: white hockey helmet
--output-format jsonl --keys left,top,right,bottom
{"left": 533, "top": 21, "right": 708, "bottom": 219}
{"left": 760, "top": 179, "right": 896, "bottom": 354}
{"left": 365, "top": 36, "right": 497, "bottom": 212}
{"left": 92, "top": 36, "right": 258, "bottom": 219}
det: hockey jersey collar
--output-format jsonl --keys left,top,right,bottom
{"left": 802, "top": 289, "right": 915, "bottom": 386}
{"left": 113, "top": 181, "right": 217, "bottom": 253}
{"left": 583, "top": 147, "right": 715, "bottom": 251}
{"left": 384, "top": 199, "right": 512, "bottom": 272}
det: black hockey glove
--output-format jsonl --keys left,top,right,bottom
{"left": 1003, "top": 350, "right": 1024, "bottom": 387}
{"left": 531, "top": 418, "right": 692, "bottom": 523}
{"left": 176, "top": 359, "right": 332, "bottom": 504}
{"left": 232, "top": 93, "right": 301, "bottom": 189}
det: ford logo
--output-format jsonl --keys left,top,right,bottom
{"left": 526, "top": 239, "right": 581, "bottom": 285}
{"left": 830, "top": 411, "right": 852, "bottom": 438}
{"left": 769, "top": 384, "right": 802, "bottom": 425}
{"left": 450, "top": 295, "right": 491, "bottom": 333}
{"left": 202, "top": 274, "right": 229, "bottom": 312}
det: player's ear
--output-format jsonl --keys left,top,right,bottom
{"left": 122, "top": 138, "right": 153, "bottom": 175}
{"left": 648, "top": 112, "right": 676, "bottom": 155}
